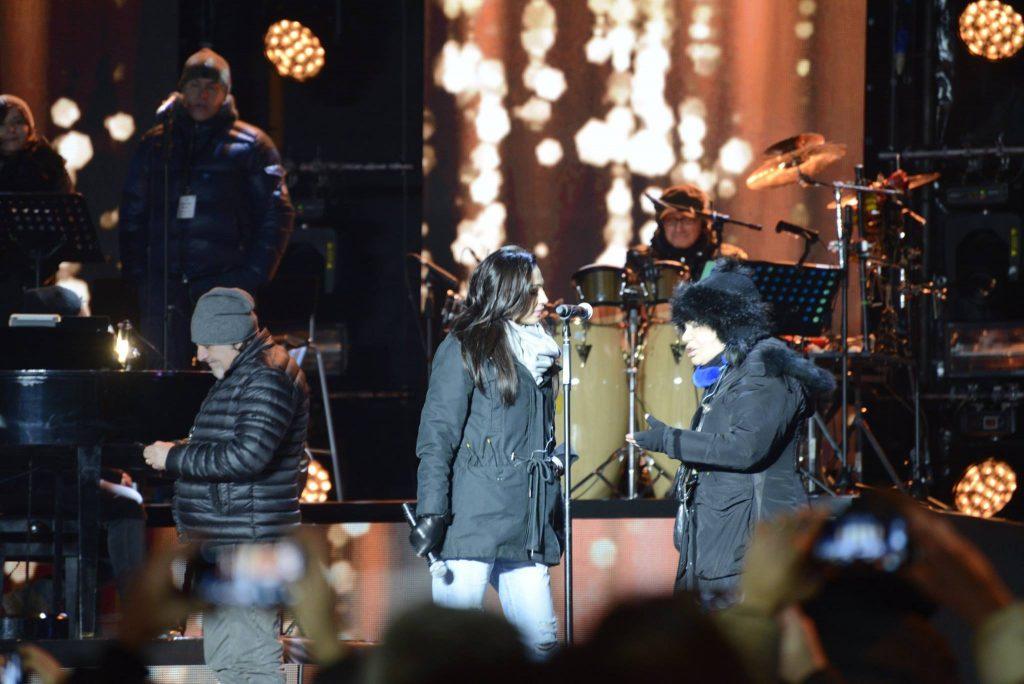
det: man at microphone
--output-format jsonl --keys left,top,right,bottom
{"left": 119, "top": 48, "right": 294, "bottom": 369}
{"left": 627, "top": 183, "right": 746, "bottom": 281}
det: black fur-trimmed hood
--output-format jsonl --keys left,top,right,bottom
{"left": 748, "top": 337, "right": 836, "bottom": 400}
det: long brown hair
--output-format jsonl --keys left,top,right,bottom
{"left": 450, "top": 246, "right": 538, "bottom": 405}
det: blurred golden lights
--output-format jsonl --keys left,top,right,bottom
{"left": 302, "top": 458, "right": 333, "bottom": 503}
{"left": 264, "top": 20, "right": 326, "bottom": 81}
{"left": 954, "top": 458, "right": 1017, "bottom": 518}
{"left": 959, "top": 1, "right": 1024, "bottom": 61}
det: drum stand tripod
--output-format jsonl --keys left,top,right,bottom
{"left": 799, "top": 171, "right": 921, "bottom": 493}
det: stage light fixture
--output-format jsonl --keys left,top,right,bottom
{"left": 301, "top": 458, "right": 333, "bottom": 503}
{"left": 953, "top": 458, "right": 1017, "bottom": 518}
{"left": 959, "top": 1, "right": 1024, "bottom": 61}
{"left": 264, "top": 20, "right": 325, "bottom": 81}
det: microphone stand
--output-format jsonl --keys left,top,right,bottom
{"left": 161, "top": 112, "right": 174, "bottom": 371}
{"left": 560, "top": 314, "right": 575, "bottom": 646}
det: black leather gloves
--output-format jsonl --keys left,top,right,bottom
{"left": 631, "top": 414, "right": 669, "bottom": 453}
{"left": 408, "top": 514, "right": 447, "bottom": 557}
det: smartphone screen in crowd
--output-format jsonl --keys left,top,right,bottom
{"left": 812, "top": 504, "right": 911, "bottom": 573}
{"left": 1, "top": 652, "right": 22, "bottom": 684}
{"left": 191, "top": 541, "right": 305, "bottom": 607}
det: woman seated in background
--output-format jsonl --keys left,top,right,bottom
{"left": 0, "top": 94, "right": 72, "bottom": 193}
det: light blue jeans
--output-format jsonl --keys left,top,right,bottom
{"left": 432, "top": 559, "right": 559, "bottom": 659}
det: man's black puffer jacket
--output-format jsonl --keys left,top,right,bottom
{"left": 165, "top": 329, "right": 309, "bottom": 545}
{"left": 118, "top": 94, "right": 294, "bottom": 296}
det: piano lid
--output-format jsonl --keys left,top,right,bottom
{"left": 0, "top": 370, "right": 213, "bottom": 447}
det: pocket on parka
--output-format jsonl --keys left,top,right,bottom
{"left": 450, "top": 463, "right": 526, "bottom": 532}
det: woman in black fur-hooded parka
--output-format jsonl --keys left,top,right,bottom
{"left": 628, "top": 258, "right": 835, "bottom": 607}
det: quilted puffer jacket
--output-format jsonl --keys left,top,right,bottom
{"left": 118, "top": 94, "right": 293, "bottom": 296}
{"left": 165, "top": 329, "right": 309, "bottom": 545}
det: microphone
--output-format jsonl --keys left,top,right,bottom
{"left": 555, "top": 302, "right": 593, "bottom": 320}
{"left": 401, "top": 503, "right": 448, "bottom": 579}
{"left": 155, "top": 93, "right": 180, "bottom": 120}
{"left": 775, "top": 221, "right": 820, "bottom": 241}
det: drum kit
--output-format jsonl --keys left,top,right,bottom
{"left": 552, "top": 132, "right": 938, "bottom": 499}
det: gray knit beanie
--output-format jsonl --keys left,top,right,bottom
{"left": 191, "top": 287, "right": 257, "bottom": 345}
{"left": 178, "top": 48, "right": 232, "bottom": 93}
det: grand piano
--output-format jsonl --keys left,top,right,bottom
{"left": 0, "top": 368, "right": 212, "bottom": 638}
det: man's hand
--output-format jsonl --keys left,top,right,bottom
{"left": 143, "top": 441, "right": 175, "bottom": 471}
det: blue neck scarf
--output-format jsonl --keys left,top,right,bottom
{"left": 693, "top": 354, "right": 727, "bottom": 388}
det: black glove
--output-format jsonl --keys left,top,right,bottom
{"left": 408, "top": 514, "right": 447, "bottom": 557}
{"left": 549, "top": 443, "right": 579, "bottom": 476}
{"left": 631, "top": 414, "right": 669, "bottom": 453}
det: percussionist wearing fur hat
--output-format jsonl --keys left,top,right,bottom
{"left": 627, "top": 183, "right": 746, "bottom": 282}
{"left": 627, "top": 259, "right": 835, "bottom": 607}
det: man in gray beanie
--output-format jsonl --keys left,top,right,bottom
{"left": 143, "top": 287, "right": 309, "bottom": 683}
{"left": 120, "top": 45, "right": 294, "bottom": 369}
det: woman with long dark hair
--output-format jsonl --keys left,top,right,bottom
{"left": 410, "top": 245, "right": 563, "bottom": 658}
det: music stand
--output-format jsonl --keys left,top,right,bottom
{"left": 744, "top": 260, "right": 842, "bottom": 337}
{"left": 0, "top": 193, "right": 103, "bottom": 287}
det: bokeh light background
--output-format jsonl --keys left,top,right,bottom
{"left": 423, "top": 0, "right": 866, "bottom": 300}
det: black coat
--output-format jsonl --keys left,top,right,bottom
{"left": 165, "top": 329, "right": 310, "bottom": 545}
{"left": 0, "top": 139, "right": 72, "bottom": 193}
{"left": 641, "top": 338, "right": 834, "bottom": 595}
{"left": 118, "top": 95, "right": 294, "bottom": 297}
{"left": 415, "top": 334, "right": 563, "bottom": 565}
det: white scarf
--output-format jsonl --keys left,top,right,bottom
{"left": 506, "top": 320, "right": 561, "bottom": 385}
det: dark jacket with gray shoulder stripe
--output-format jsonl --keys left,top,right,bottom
{"left": 415, "top": 334, "right": 563, "bottom": 565}
{"left": 165, "top": 329, "right": 309, "bottom": 546}
{"left": 646, "top": 337, "right": 835, "bottom": 594}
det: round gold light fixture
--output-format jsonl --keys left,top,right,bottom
{"left": 953, "top": 458, "right": 1017, "bottom": 518}
{"left": 959, "top": 1, "right": 1024, "bottom": 61}
{"left": 264, "top": 19, "right": 326, "bottom": 81}
{"left": 301, "top": 458, "right": 333, "bottom": 503}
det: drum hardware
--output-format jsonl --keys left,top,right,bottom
{"left": 409, "top": 252, "right": 462, "bottom": 367}
{"left": 748, "top": 133, "right": 913, "bottom": 491}
{"left": 575, "top": 342, "right": 593, "bottom": 364}
{"left": 744, "top": 134, "right": 847, "bottom": 191}
{"left": 670, "top": 341, "right": 685, "bottom": 364}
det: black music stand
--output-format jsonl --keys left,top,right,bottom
{"left": 0, "top": 193, "right": 103, "bottom": 287}
{"left": 744, "top": 260, "right": 842, "bottom": 336}
{"left": 746, "top": 260, "right": 845, "bottom": 494}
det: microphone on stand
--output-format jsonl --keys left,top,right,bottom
{"left": 155, "top": 93, "right": 180, "bottom": 121}
{"left": 555, "top": 303, "right": 593, "bottom": 321}
{"left": 775, "top": 221, "right": 820, "bottom": 242}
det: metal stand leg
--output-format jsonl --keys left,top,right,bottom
{"left": 312, "top": 344, "right": 342, "bottom": 501}
{"left": 75, "top": 446, "right": 100, "bottom": 639}
{"left": 626, "top": 309, "right": 640, "bottom": 499}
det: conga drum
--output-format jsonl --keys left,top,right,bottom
{"left": 555, "top": 265, "right": 629, "bottom": 499}
{"left": 637, "top": 261, "right": 699, "bottom": 497}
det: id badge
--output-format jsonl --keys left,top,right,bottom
{"left": 177, "top": 194, "right": 197, "bottom": 220}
